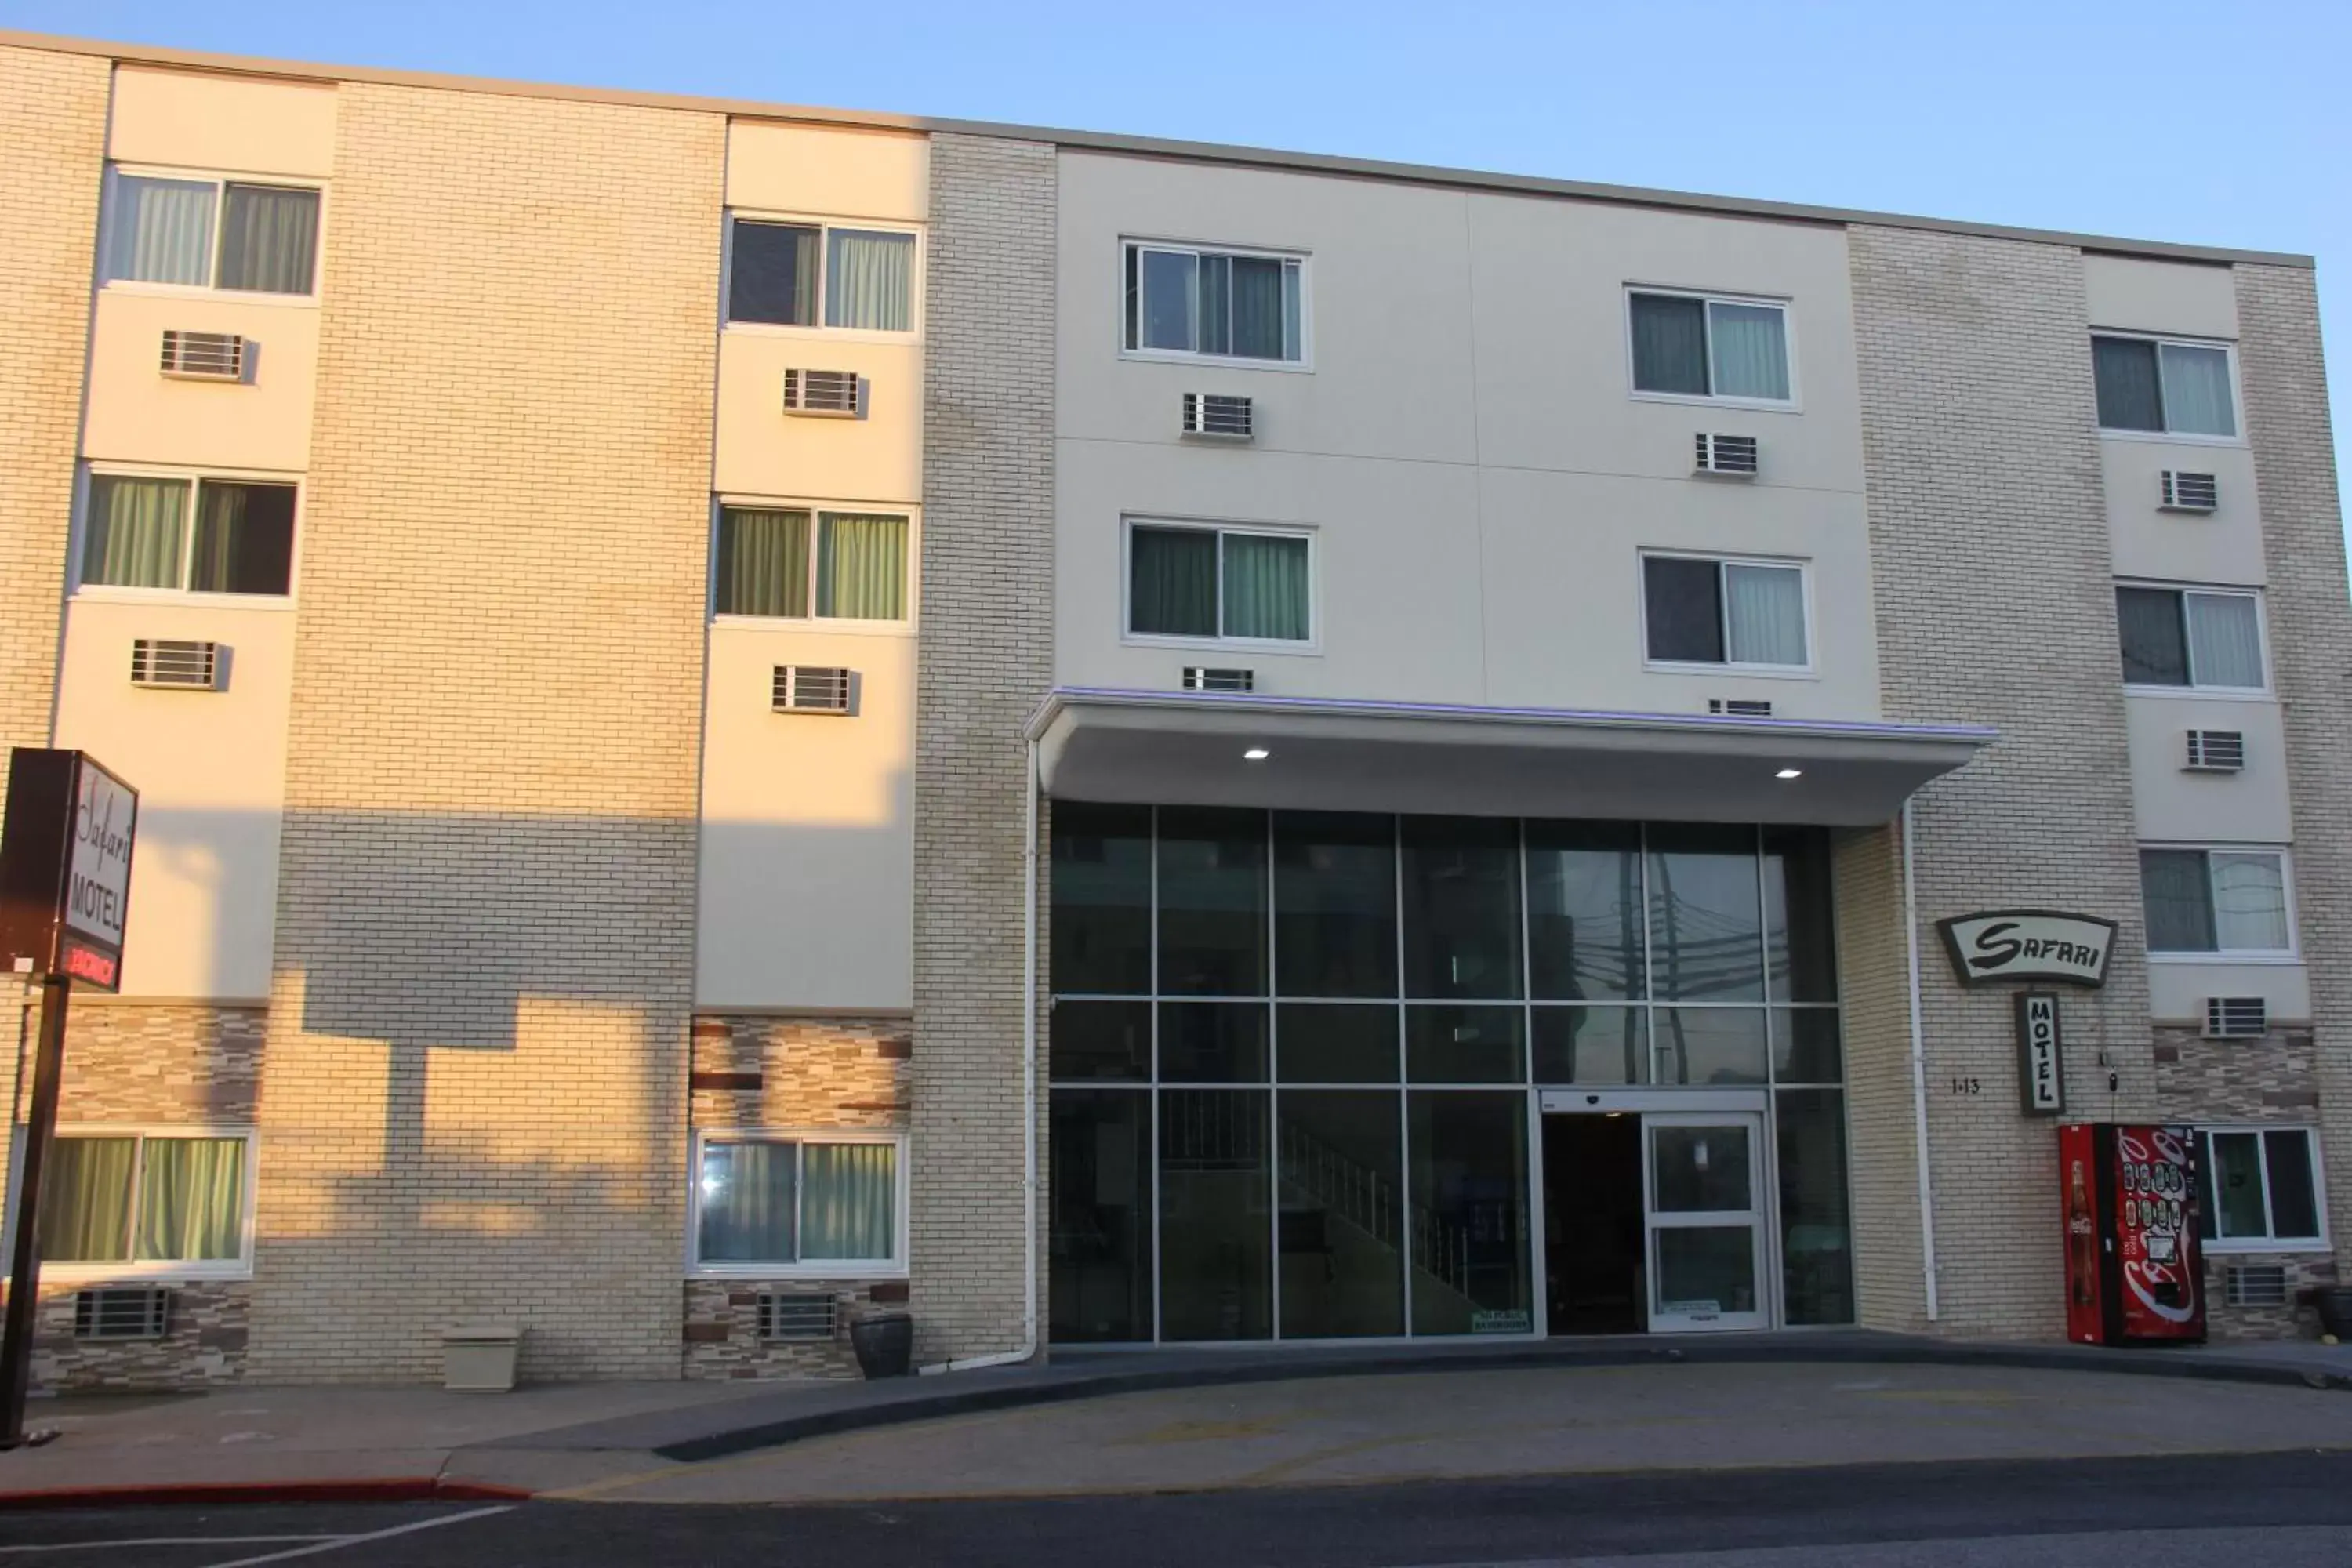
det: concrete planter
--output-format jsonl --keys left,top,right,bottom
{"left": 442, "top": 1324, "right": 521, "bottom": 1392}
{"left": 849, "top": 1312, "right": 913, "bottom": 1379}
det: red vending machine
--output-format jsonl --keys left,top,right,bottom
{"left": 2060, "top": 1123, "right": 2205, "bottom": 1346}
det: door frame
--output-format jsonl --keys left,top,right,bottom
{"left": 1642, "top": 1109, "right": 1769, "bottom": 1333}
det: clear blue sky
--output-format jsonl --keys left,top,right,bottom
{"left": 13, "top": 0, "right": 2349, "bottom": 531}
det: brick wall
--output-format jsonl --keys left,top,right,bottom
{"left": 247, "top": 82, "right": 724, "bottom": 1382}
{"left": 2235, "top": 264, "right": 2352, "bottom": 1303}
{"left": 910, "top": 133, "right": 1057, "bottom": 1366}
{"left": 1833, "top": 825, "right": 1928, "bottom": 1330}
{"left": 1848, "top": 225, "right": 2153, "bottom": 1339}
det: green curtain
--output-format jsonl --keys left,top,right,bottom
{"left": 1708, "top": 302, "right": 1790, "bottom": 401}
{"left": 1129, "top": 527, "right": 1217, "bottom": 637}
{"left": 217, "top": 183, "right": 320, "bottom": 294}
{"left": 1221, "top": 533, "right": 1310, "bottom": 640}
{"left": 36, "top": 1138, "right": 135, "bottom": 1263}
{"left": 2159, "top": 343, "right": 2236, "bottom": 437}
{"left": 190, "top": 481, "right": 297, "bottom": 596}
{"left": 85, "top": 475, "right": 188, "bottom": 589}
{"left": 714, "top": 508, "right": 809, "bottom": 617}
{"left": 824, "top": 230, "right": 914, "bottom": 332}
{"left": 801, "top": 1144, "right": 896, "bottom": 1261}
{"left": 697, "top": 1142, "right": 797, "bottom": 1263}
{"left": 1229, "top": 256, "right": 1288, "bottom": 360}
{"left": 135, "top": 1138, "right": 245, "bottom": 1261}
{"left": 103, "top": 175, "right": 215, "bottom": 285}
{"left": 2140, "top": 848, "right": 2216, "bottom": 953}
{"left": 2092, "top": 336, "right": 2163, "bottom": 430}
{"left": 1630, "top": 292, "right": 1708, "bottom": 395}
{"left": 816, "top": 514, "right": 907, "bottom": 620}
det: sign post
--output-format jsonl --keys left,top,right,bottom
{"left": 0, "top": 750, "right": 138, "bottom": 1449}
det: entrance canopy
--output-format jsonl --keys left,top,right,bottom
{"left": 1029, "top": 688, "right": 1993, "bottom": 827}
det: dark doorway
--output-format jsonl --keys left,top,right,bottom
{"left": 1543, "top": 1113, "right": 1646, "bottom": 1334}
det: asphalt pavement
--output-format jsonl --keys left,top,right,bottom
{"left": 7, "top": 1450, "right": 2352, "bottom": 1566}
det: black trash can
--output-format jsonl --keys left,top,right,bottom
{"left": 850, "top": 1312, "right": 914, "bottom": 1379}
{"left": 2313, "top": 1287, "right": 2352, "bottom": 1341}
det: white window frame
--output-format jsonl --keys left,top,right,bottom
{"left": 2117, "top": 581, "right": 2270, "bottom": 698}
{"left": 32, "top": 1126, "right": 259, "bottom": 1284}
{"left": 686, "top": 1128, "right": 909, "bottom": 1279}
{"left": 2198, "top": 1125, "right": 2328, "bottom": 1254}
{"left": 2140, "top": 842, "right": 2298, "bottom": 962}
{"left": 97, "top": 164, "right": 326, "bottom": 306}
{"left": 1623, "top": 285, "right": 1801, "bottom": 412}
{"left": 1638, "top": 549, "right": 1817, "bottom": 677}
{"left": 71, "top": 463, "right": 304, "bottom": 606}
{"left": 708, "top": 495, "right": 920, "bottom": 635}
{"left": 1120, "top": 517, "right": 1319, "bottom": 651}
{"left": 2091, "top": 329, "right": 2245, "bottom": 447}
{"left": 1118, "top": 238, "right": 1313, "bottom": 372}
{"left": 720, "top": 211, "right": 924, "bottom": 343}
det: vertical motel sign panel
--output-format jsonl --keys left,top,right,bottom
{"left": 2015, "top": 992, "right": 2064, "bottom": 1115}
{"left": 0, "top": 750, "right": 139, "bottom": 992}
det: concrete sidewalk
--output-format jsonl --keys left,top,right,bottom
{"left": 2, "top": 1330, "right": 2346, "bottom": 1507}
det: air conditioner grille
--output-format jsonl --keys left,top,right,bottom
{"left": 130, "top": 639, "right": 221, "bottom": 691}
{"left": 1694, "top": 432, "right": 1760, "bottom": 476}
{"left": 2161, "top": 470, "right": 2219, "bottom": 512}
{"left": 2183, "top": 729, "right": 2245, "bottom": 771}
{"left": 159, "top": 330, "right": 246, "bottom": 381}
{"left": 783, "top": 368, "right": 861, "bottom": 416}
{"left": 1708, "top": 698, "right": 1773, "bottom": 717}
{"left": 2205, "top": 996, "right": 2267, "bottom": 1039}
{"left": 2223, "top": 1264, "right": 2288, "bottom": 1308}
{"left": 771, "top": 665, "right": 852, "bottom": 714}
{"left": 1181, "top": 666, "right": 1255, "bottom": 693}
{"left": 74, "top": 1287, "right": 169, "bottom": 1340}
{"left": 1181, "top": 392, "right": 1254, "bottom": 440}
{"left": 757, "top": 1293, "right": 838, "bottom": 1341}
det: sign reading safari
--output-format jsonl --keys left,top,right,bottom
{"left": 1937, "top": 909, "right": 2116, "bottom": 988}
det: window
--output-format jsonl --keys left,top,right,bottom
{"left": 2140, "top": 847, "right": 2292, "bottom": 956}
{"left": 80, "top": 473, "right": 296, "bottom": 597}
{"left": 712, "top": 505, "right": 909, "bottom": 622}
{"left": 1123, "top": 242, "right": 1305, "bottom": 364}
{"left": 1628, "top": 290, "right": 1792, "bottom": 403}
{"left": 2197, "top": 1127, "right": 2325, "bottom": 1250}
{"left": 2115, "top": 586, "right": 2264, "bottom": 690}
{"left": 1642, "top": 554, "right": 1809, "bottom": 670}
{"left": 2092, "top": 334, "right": 2238, "bottom": 438}
{"left": 693, "top": 1134, "right": 902, "bottom": 1271}
{"left": 35, "top": 1132, "right": 251, "bottom": 1272}
{"left": 102, "top": 171, "right": 320, "bottom": 296}
{"left": 1127, "top": 522, "right": 1311, "bottom": 643}
{"left": 725, "top": 217, "right": 915, "bottom": 332}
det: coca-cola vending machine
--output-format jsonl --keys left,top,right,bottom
{"left": 2060, "top": 1123, "right": 2205, "bottom": 1346}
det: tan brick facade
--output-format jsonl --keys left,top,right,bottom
{"left": 246, "top": 82, "right": 724, "bottom": 1382}
{"left": 910, "top": 133, "right": 1058, "bottom": 1367}
{"left": 1848, "top": 226, "right": 2156, "bottom": 1339}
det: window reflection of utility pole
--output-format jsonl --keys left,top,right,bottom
{"left": 1657, "top": 851, "right": 1687, "bottom": 1085}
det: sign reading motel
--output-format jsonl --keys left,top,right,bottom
{"left": 0, "top": 750, "right": 140, "bottom": 993}
{"left": 1937, "top": 910, "right": 2115, "bottom": 989}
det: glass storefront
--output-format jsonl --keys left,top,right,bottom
{"left": 1047, "top": 806, "right": 1853, "bottom": 1344}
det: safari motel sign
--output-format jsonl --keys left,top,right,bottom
{"left": 1937, "top": 909, "right": 2116, "bottom": 989}
{"left": 0, "top": 750, "right": 139, "bottom": 993}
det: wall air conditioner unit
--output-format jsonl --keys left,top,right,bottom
{"left": 2160, "top": 470, "right": 2218, "bottom": 513}
{"left": 2204, "top": 996, "right": 2267, "bottom": 1040}
{"left": 2183, "top": 729, "right": 2245, "bottom": 772}
{"left": 757, "top": 1292, "right": 838, "bottom": 1341}
{"left": 1708, "top": 698, "right": 1773, "bottom": 717}
{"left": 158, "top": 329, "right": 247, "bottom": 381}
{"left": 74, "top": 1287, "right": 169, "bottom": 1341}
{"left": 2223, "top": 1264, "right": 2288, "bottom": 1308}
{"left": 782, "top": 368, "right": 861, "bottom": 417}
{"left": 1181, "top": 392, "right": 1254, "bottom": 441}
{"left": 129, "top": 638, "right": 223, "bottom": 691}
{"left": 1181, "top": 666, "right": 1255, "bottom": 693}
{"left": 771, "top": 665, "right": 852, "bottom": 714}
{"left": 1693, "top": 432, "right": 1759, "bottom": 477}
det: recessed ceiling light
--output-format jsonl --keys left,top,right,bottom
{"left": 1776, "top": 768, "right": 1803, "bottom": 780}
{"left": 1243, "top": 747, "right": 1271, "bottom": 761}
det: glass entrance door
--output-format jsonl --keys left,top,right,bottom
{"left": 1642, "top": 1112, "right": 1767, "bottom": 1332}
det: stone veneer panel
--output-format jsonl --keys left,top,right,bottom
{"left": 30, "top": 1283, "right": 249, "bottom": 1392}
{"left": 1848, "top": 226, "right": 2154, "bottom": 1339}
{"left": 2236, "top": 264, "right": 2352, "bottom": 1302}
{"left": 911, "top": 134, "right": 1057, "bottom": 1367}
{"left": 249, "top": 82, "right": 723, "bottom": 1383}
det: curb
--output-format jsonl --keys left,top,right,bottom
{"left": 650, "top": 1338, "right": 2352, "bottom": 1464}
{"left": 0, "top": 1475, "right": 532, "bottom": 1512}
